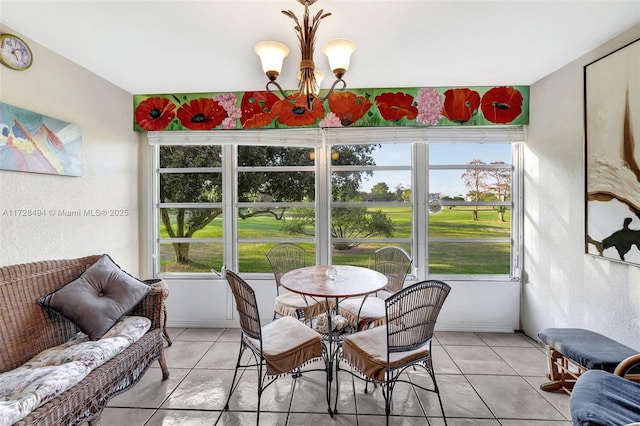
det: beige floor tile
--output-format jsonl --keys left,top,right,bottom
{"left": 217, "top": 411, "right": 287, "bottom": 425}
{"left": 466, "top": 375, "right": 565, "bottom": 420}
{"left": 108, "top": 367, "right": 190, "bottom": 408}
{"left": 435, "top": 332, "right": 487, "bottom": 346}
{"left": 499, "top": 421, "right": 572, "bottom": 426}
{"left": 164, "top": 340, "right": 214, "bottom": 368}
{"left": 445, "top": 345, "right": 518, "bottom": 375}
{"left": 146, "top": 409, "right": 220, "bottom": 425}
{"left": 411, "top": 373, "right": 494, "bottom": 419}
{"left": 427, "top": 419, "right": 501, "bottom": 426}
{"left": 196, "top": 340, "right": 246, "bottom": 369}
{"left": 432, "top": 344, "right": 463, "bottom": 375}
{"left": 476, "top": 332, "right": 538, "bottom": 347}
{"left": 492, "top": 346, "right": 549, "bottom": 377}
{"left": 100, "top": 407, "right": 154, "bottom": 426}
{"left": 161, "top": 369, "right": 232, "bottom": 411}
{"left": 288, "top": 412, "right": 356, "bottom": 425}
{"left": 175, "top": 327, "right": 225, "bottom": 342}
{"left": 523, "top": 375, "right": 572, "bottom": 420}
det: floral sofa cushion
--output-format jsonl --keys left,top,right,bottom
{"left": 0, "top": 316, "right": 150, "bottom": 426}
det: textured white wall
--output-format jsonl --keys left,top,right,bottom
{"left": 523, "top": 24, "right": 640, "bottom": 350}
{"left": 0, "top": 26, "right": 141, "bottom": 274}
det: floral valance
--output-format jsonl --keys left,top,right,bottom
{"left": 133, "top": 85, "right": 529, "bottom": 132}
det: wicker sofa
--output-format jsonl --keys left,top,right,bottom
{"left": 0, "top": 255, "right": 169, "bottom": 425}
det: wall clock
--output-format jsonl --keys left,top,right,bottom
{"left": 0, "top": 34, "right": 33, "bottom": 71}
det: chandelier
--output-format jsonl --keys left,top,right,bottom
{"left": 254, "top": 0, "right": 356, "bottom": 111}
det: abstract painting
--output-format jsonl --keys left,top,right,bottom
{"left": 0, "top": 102, "right": 82, "bottom": 176}
{"left": 585, "top": 38, "right": 640, "bottom": 265}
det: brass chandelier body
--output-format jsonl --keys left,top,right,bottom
{"left": 255, "top": 0, "right": 355, "bottom": 111}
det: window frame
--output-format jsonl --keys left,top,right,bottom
{"left": 149, "top": 127, "right": 524, "bottom": 281}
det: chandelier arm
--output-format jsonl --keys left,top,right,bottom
{"left": 265, "top": 80, "right": 304, "bottom": 103}
{"left": 319, "top": 78, "right": 347, "bottom": 102}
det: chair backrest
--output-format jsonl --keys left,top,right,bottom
{"left": 374, "top": 246, "right": 412, "bottom": 293}
{"left": 225, "top": 270, "right": 262, "bottom": 341}
{"left": 385, "top": 280, "right": 451, "bottom": 354}
{"left": 266, "top": 243, "right": 306, "bottom": 291}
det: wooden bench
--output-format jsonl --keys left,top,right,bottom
{"left": 538, "top": 328, "right": 640, "bottom": 394}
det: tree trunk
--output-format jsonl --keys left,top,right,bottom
{"left": 174, "top": 242, "right": 191, "bottom": 264}
{"left": 472, "top": 208, "right": 478, "bottom": 221}
{"left": 499, "top": 211, "right": 505, "bottom": 222}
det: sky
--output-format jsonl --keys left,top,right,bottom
{"left": 358, "top": 143, "right": 512, "bottom": 196}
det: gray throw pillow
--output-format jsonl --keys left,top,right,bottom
{"left": 38, "top": 254, "right": 151, "bottom": 340}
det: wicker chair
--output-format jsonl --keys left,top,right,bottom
{"left": 338, "top": 246, "right": 412, "bottom": 329}
{"left": 266, "top": 243, "right": 330, "bottom": 322}
{"left": 223, "top": 270, "right": 325, "bottom": 422}
{"left": 335, "top": 280, "right": 451, "bottom": 425}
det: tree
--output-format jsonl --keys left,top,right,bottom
{"left": 159, "top": 145, "right": 223, "bottom": 264}
{"left": 282, "top": 207, "right": 395, "bottom": 250}
{"left": 487, "top": 161, "right": 511, "bottom": 222}
{"left": 401, "top": 187, "right": 411, "bottom": 202}
{"left": 461, "top": 159, "right": 489, "bottom": 221}
{"left": 371, "top": 182, "right": 394, "bottom": 201}
{"left": 160, "top": 144, "right": 382, "bottom": 264}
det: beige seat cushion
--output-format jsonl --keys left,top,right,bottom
{"left": 338, "top": 296, "right": 386, "bottom": 327}
{"left": 245, "top": 316, "right": 323, "bottom": 376}
{"left": 342, "top": 325, "right": 431, "bottom": 381}
{"left": 274, "top": 292, "right": 334, "bottom": 319}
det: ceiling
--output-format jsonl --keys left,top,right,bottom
{"left": 1, "top": 0, "right": 639, "bottom": 95}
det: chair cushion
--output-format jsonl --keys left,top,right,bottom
{"left": 245, "top": 316, "right": 323, "bottom": 376}
{"left": 342, "top": 325, "right": 431, "bottom": 381}
{"left": 38, "top": 254, "right": 151, "bottom": 340}
{"left": 274, "top": 291, "right": 332, "bottom": 319}
{"left": 570, "top": 369, "right": 640, "bottom": 425}
{"left": 339, "top": 296, "right": 386, "bottom": 327}
{"left": 538, "top": 328, "right": 637, "bottom": 372}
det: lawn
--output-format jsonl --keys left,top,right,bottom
{"left": 159, "top": 206, "right": 511, "bottom": 274}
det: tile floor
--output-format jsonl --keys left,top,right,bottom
{"left": 103, "top": 328, "right": 573, "bottom": 425}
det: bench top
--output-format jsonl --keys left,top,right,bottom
{"left": 539, "top": 328, "right": 638, "bottom": 372}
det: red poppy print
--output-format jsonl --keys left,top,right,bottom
{"left": 441, "top": 88, "right": 481, "bottom": 123}
{"left": 480, "top": 86, "right": 523, "bottom": 124}
{"left": 176, "top": 98, "right": 227, "bottom": 130}
{"left": 135, "top": 97, "right": 176, "bottom": 131}
{"left": 240, "top": 91, "right": 280, "bottom": 128}
{"left": 374, "top": 92, "right": 418, "bottom": 122}
{"left": 271, "top": 95, "right": 325, "bottom": 127}
{"left": 327, "top": 92, "right": 372, "bottom": 126}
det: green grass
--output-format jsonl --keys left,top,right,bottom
{"left": 159, "top": 206, "right": 511, "bottom": 274}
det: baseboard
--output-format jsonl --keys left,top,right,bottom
{"left": 167, "top": 320, "right": 516, "bottom": 333}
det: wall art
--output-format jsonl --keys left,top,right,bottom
{"left": 0, "top": 102, "right": 81, "bottom": 176}
{"left": 585, "top": 38, "right": 640, "bottom": 264}
{"left": 133, "top": 85, "right": 529, "bottom": 132}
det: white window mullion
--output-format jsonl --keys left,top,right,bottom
{"left": 511, "top": 143, "right": 524, "bottom": 281}
{"left": 414, "top": 143, "right": 428, "bottom": 280}
{"left": 224, "top": 144, "right": 236, "bottom": 273}
{"left": 316, "top": 134, "right": 330, "bottom": 265}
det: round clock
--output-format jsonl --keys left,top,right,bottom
{"left": 0, "top": 34, "right": 33, "bottom": 71}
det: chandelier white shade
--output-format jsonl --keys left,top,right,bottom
{"left": 254, "top": 41, "right": 290, "bottom": 79}
{"left": 322, "top": 38, "right": 356, "bottom": 78}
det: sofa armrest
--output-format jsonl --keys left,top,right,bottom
{"left": 129, "top": 284, "right": 165, "bottom": 331}
{"left": 614, "top": 354, "right": 640, "bottom": 377}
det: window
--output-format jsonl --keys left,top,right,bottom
{"left": 428, "top": 143, "right": 516, "bottom": 276}
{"left": 150, "top": 128, "right": 523, "bottom": 280}
{"left": 237, "top": 145, "right": 316, "bottom": 272}
{"left": 157, "top": 145, "right": 224, "bottom": 273}
{"left": 330, "top": 143, "right": 412, "bottom": 267}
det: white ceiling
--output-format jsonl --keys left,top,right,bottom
{"left": 1, "top": 0, "right": 639, "bottom": 95}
